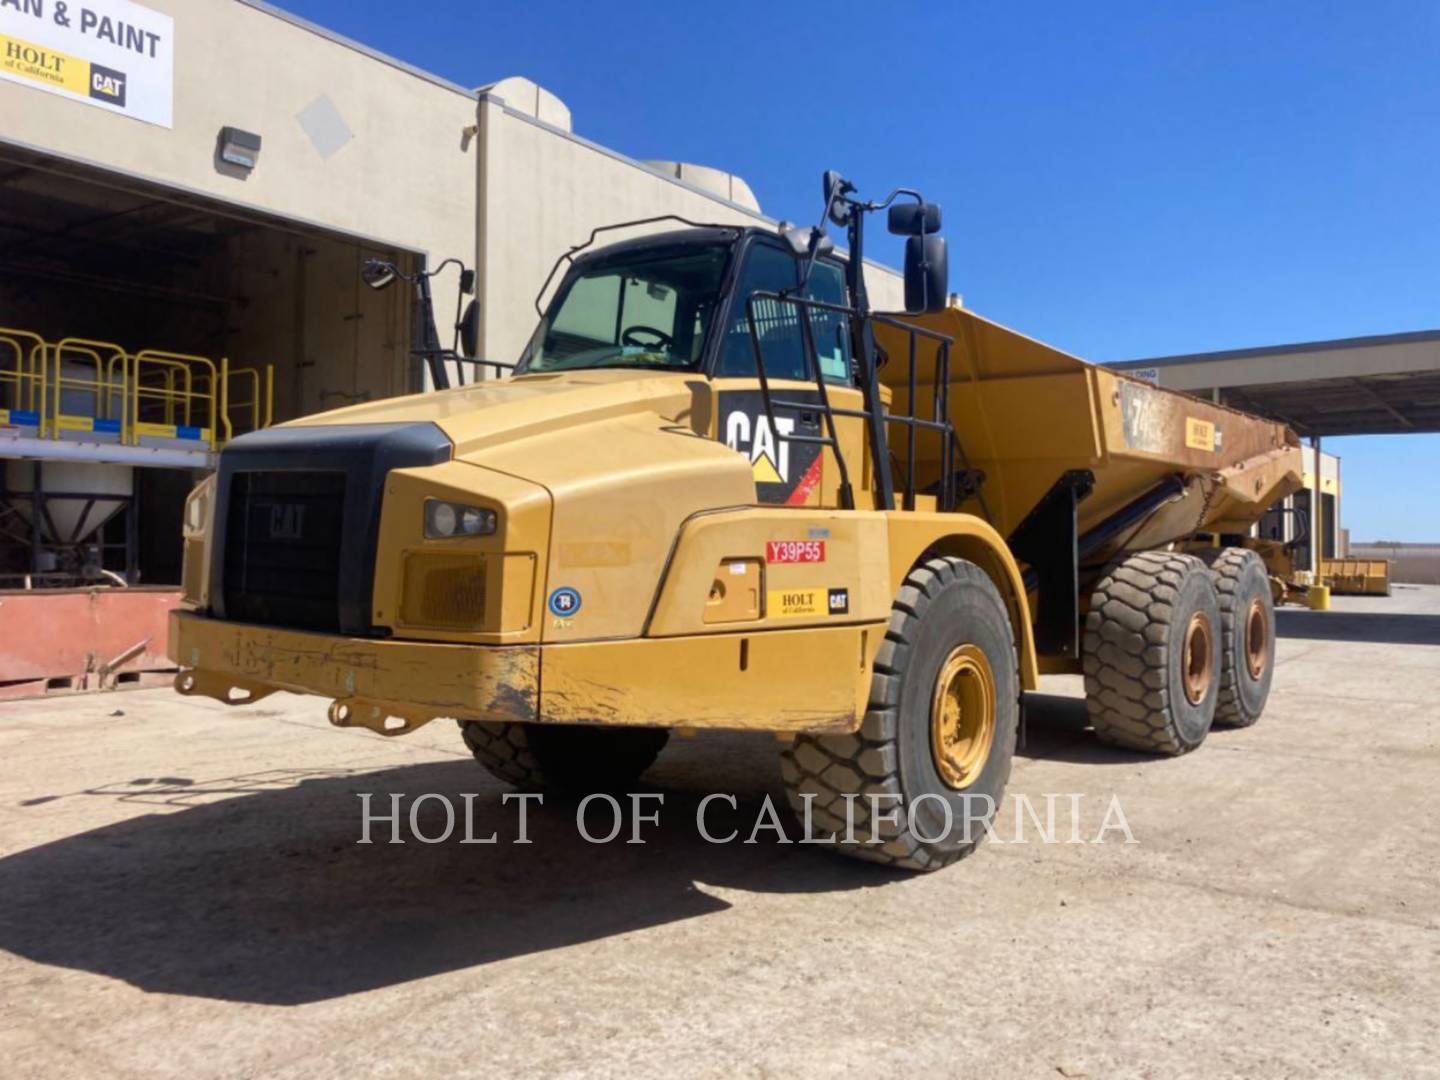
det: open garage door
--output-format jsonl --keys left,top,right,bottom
{"left": 0, "top": 143, "right": 422, "bottom": 590}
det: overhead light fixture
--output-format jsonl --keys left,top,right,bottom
{"left": 217, "top": 126, "right": 262, "bottom": 172}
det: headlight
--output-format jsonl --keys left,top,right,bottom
{"left": 424, "top": 498, "right": 496, "bottom": 539}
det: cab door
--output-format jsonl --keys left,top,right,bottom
{"left": 710, "top": 240, "right": 870, "bottom": 509}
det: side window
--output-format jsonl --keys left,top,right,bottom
{"left": 807, "top": 260, "right": 852, "bottom": 382}
{"left": 717, "top": 244, "right": 850, "bottom": 382}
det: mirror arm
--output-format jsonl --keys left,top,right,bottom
{"left": 843, "top": 198, "right": 897, "bottom": 513}
{"left": 412, "top": 263, "right": 451, "bottom": 391}
{"left": 875, "top": 186, "right": 923, "bottom": 212}
{"left": 450, "top": 275, "right": 467, "bottom": 385}
{"left": 424, "top": 257, "right": 468, "bottom": 281}
{"left": 798, "top": 177, "right": 852, "bottom": 289}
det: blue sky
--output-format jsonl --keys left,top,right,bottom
{"left": 284, "top": 0, "right": 1439, "bottom": 540}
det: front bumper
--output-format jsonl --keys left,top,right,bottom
{"left": 168, "top": 610, "right": 537, "bottom": 736}
{"left": 169, "top": 610, "right": 877, "bottom": 738}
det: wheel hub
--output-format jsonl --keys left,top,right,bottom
{"left": 1181, "top": 610, "right": 1214, "bottom": 705}
{"left": 1244, "top": 597, "right": 1268, "bottom": 680}
{"left": 930, "top": 644, "right": 996, "bottom": 790}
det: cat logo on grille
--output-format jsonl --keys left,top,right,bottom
{"left": 267, "top": 503, "right": 306, "bottom": 541}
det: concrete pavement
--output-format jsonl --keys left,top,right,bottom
{"left": 1, "top": 587, "right": 1437, "bottom": 1078}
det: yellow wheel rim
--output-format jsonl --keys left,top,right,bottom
{"left": 930, "top": 644, "right": 997, "bottom": 790}
{"left": 1244, "top": 597, "right": 1268, "bottom": 680}
{"left": 1182, "top": 610, "right": 1214, "bottom": 706}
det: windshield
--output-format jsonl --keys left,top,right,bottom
{"left": 519, "top": 244, "right": 731, "bottom": 373}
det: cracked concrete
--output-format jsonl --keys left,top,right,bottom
{"left": 0, "top": 586, "right": 1436, "bottom": 1078}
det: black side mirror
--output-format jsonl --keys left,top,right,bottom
{"left": 888, "top": 201, "right": 942, "bottom": 236}
{"left": 457, "top": 299, "right": 479, "bottom": 359}
{"left": 903, "top": 235, "right": 948, "bottom": 314}
{"left": 823, "top": 170, "right": 854, "bottom": 227}
{"left": 361, "top": 258, "right": 399, "bottom": 290}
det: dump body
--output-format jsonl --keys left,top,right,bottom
{"left": 876, "top": 306, "right": 1304, "bottom": 563}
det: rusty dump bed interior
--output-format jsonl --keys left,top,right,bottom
{"left": 877, "top": 306, "right": 1303, "bottom": 560}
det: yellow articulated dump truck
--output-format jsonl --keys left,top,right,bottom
{"left": 170, "top": 172, "right": 1302, "bottom": 871}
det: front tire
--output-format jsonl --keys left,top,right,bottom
{"left": 781, "top": 557, "right": 1019, "bottom": 872}
{"left": 460, "top": 721, "right": 669, "bottom": 791}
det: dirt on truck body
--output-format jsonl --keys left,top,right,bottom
{"left": 170, "top": 171, "right": 1302, "bottom": 870}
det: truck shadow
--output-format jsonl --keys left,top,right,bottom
{"left": 1017, "top": 692, "right": 1154, "bottom": 765}
{"left": 0, "top": 736, "right": 901, "bottom": 1006}
{"left": 1275, "top": 609, "right": 1440, "bottom": 646}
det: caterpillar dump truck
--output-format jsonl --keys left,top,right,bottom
{"left": 169, "top": 172, "right": 1302, "bottom": 870}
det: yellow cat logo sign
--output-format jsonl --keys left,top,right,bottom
{"left": 0, "top": 0, "right": 173, "bottom": 127}
{"left": 750, "top": 450, "right": 783, "bottom": 484}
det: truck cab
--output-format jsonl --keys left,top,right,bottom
{"left": 520, "top": 224, "right": 864, "bottom": 508}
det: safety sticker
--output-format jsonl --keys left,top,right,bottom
{"left": 768, "top": 588, "right": 822, "bottom": 618}
{"left": 827, "top": 588, "right": 849, "bottom": 615}
{"left": 547, "top": 586, "right": 582, "bottom": 617}
{"left": 766, "top": 540, "right": 825, "bottom": 564}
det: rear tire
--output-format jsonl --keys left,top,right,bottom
{"left": 780, "top": 556, "right": 1019, "bottom": 872}
{"left": 1083, "top": 550, "right": 1221, "bottom": 755}
{"left": 1199, "top": 548, "right": 1275, "bottom": 728}
{"left": 460, "top": 721, "right": 669, "bottom": 791}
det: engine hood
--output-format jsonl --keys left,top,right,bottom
{"left": 286, "top": 369, "right": 710, "bottom": 459}
{"left": 289, "top": 370, "right": 756, "bottom": 642}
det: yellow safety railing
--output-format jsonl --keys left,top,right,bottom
{"left": 0, "top": 325, "right": 275, "bottom": 452}
{"left": 0, "top": 327, "right": 48, "bottom": 433}
{"left": 222, "top": 362, "right": 273, "bottom": 441}
{"left": 132, "top": 349, "right": 218, "bottom": 448}
{"left": 54, "top": 337, "right": 129, "bottom": 441}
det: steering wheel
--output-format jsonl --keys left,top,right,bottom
{"left": 621, "top": 325, "right": 674, "bottom": 350}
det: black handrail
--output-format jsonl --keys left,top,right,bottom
{"left": 743, "top": 290, "right": 962, "bottom": 513}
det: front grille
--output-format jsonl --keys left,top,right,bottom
{"left": 209, "top": 421, "right": 453, "bottom": 635}
{"left": 223, "top": 471, "right": 347, "bottom": 632}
